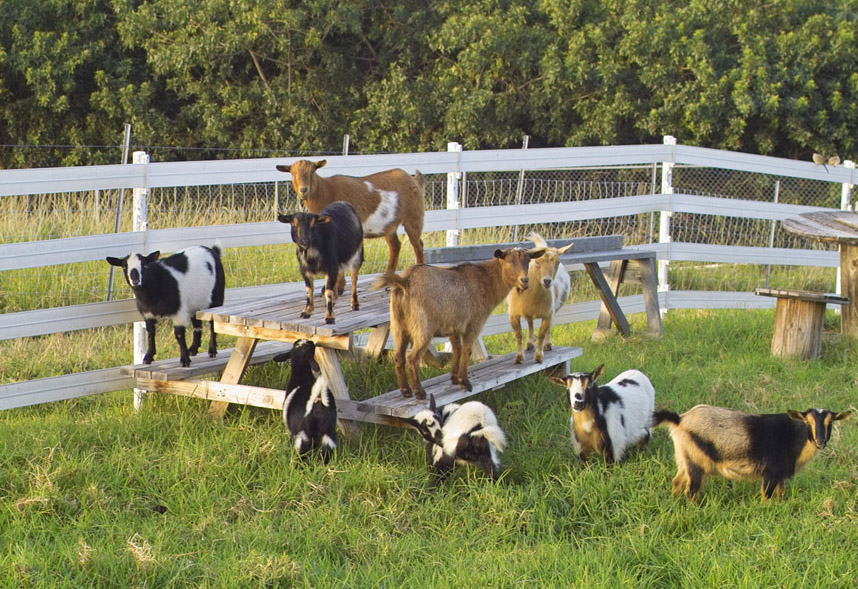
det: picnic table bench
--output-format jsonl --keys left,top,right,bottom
{"left": 426, "top": 234, "right": 663, "bottom": 338}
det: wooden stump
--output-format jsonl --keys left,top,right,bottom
{"left": 755, "top": 288, "right": 849, "bottom": 360}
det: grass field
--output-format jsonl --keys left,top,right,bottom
{"left": 1, "top": 308, "right": 856, "bottom": 587}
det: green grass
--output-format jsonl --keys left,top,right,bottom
{"left": 1, "top": 309, "right": 857, "bottom": 587}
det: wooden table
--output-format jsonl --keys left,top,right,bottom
{"left": 782, "top": 210, "right": 858, "bottom": 336}
{"left": 130, "top": 276, "right": 581, "bottom": 428}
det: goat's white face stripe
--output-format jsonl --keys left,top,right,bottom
{"left": 126, "top": 254, "right": 145, "bottom": 286}
{"left": 362, "top": 183, "right": 399, "bottom": 236}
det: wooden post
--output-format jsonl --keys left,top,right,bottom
{"left": 840, "top": 244, "right": 858, "bottom": 337}
{"left": 771, "top": 298, "right": 826, "bottom": 359}
{"left": 208, "top": 336, "right": 258, "bottom": 418}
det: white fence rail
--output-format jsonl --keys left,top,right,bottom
{"left": 1, "top": 142, "right": 852, "bottom": 409}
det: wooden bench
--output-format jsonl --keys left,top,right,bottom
{"left": 754, "top": 288, "right": 849, "bottom": 359}
{"left": 119, "top": 340, "right": 294, "bottom": 382}
{"left": 425, "top": 234, "right": 663, "bottom": 338}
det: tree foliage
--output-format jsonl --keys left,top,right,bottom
{"left": 2, "top": 0, "right": 858, "bottom": 166}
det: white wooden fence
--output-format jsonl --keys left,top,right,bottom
{"left": 0, "top": 141, "right": 852, "bottom": 409}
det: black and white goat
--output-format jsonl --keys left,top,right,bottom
{"left": 653, "top": 405, "right": 851, "bottom": 501}
{"left": 278, "top": 201, "right": 363, "bottom": 324}
{"left": 404, "top": 394, "right": 507, "bottom": 484}
{"left": 106, "top": 244, "right": 225, "bottom": 367}
{"left": 274, "top": 339, "right": 338, "bottom": 463}
{"left": 550, "top": 364, "right": 655, "bottom": 464}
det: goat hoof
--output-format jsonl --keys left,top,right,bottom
{"left": 534, "top": 355, "right": 544, "bottom": 364}
{"left": 414, "top": 390, "right": 427, "bottom": 400}
{"left": 300, "top": 311, "right": 311, "bottom": 319}
{"left": 325, "top": 317, "right": 335, "bottom": 324}
{"left": 208, "top": 350, "right": 217, "bottom": 358}
{"left": 544, "top": 343, "right": 553, "bottom": 351}
{"left": 142, "top": 354, "right": 155, "bottom": 364}
{"left": 514, "top": 354, "right": 523, "bottom": 364}
{"left": 351, "top": 303, "right": 359, "bottom": 311}
{"left": 189, "top": 349, "right": 199, "bottom": 357}
{"left": 180, "top": 357, "right": 191, "bottom": 368}
{"left": 526, "top": 343, "right": 534, "bottom": 351}
{"left": 462, "top": 381, "right": 472, "bottom": 392}
{"left": 400, "top": 388, "right": 412, "bottom": 398}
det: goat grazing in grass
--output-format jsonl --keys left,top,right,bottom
{"left": 550, "top": 364, "right": 655, "bottom": 464}
{"left": 373, "top": 246, "right": 545, "bottom": 399}
{"left": 508, "top": 232, "right": 573, "bottom": 363}
{"left": 276, "top": 159, "right": 425, "bottom": 274}
{"left": 278, "top": 201, "right": 363, "bottom": 324}
{"left": 404, "top": 394, "right": 506, "bottom": 484}
{"left": 653, "top": 405, "right": 850, "bottom": 501}
{"left": 274, "top": 339, "right": 338, "bottom": 463}
{"left": 106, "top": 245, "right": 225, "bottom": 367}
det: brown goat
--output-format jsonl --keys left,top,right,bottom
{"left": 373, "top": 247, "right": 545, "bottom": 399}
{"left": 276, "top": 159, "right": 426, "bottom": 275}
{"left": 507, "top": 232, "right": 573, "bottom": 363}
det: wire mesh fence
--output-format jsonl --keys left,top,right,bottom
{"left": 0, "top": 164, "right": 846, "bottom": 314}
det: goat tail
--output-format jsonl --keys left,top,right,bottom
{"left": 526, "top": 230, "right": 549, "bottom": 250}
{"left": 413, "top": 170, "right": 426, "bottom": 190}
{"left": 372, "top": 272, "right": 407, "bottom": 293}
{"left": 210, "top": 240, "right": 224, "bottom": 259}
{"left": 480, "top": 425, "right": 507, "bottom": 453}
{"left": 652, "top": 409, "right": 681, "bottom": 429}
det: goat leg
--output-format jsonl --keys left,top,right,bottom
{"left": 509, "top": 315, "right": 525, "bottom": 364}
{"left": 141, "top": 318, "right": 158, "bottom": 364}
{"left": 189, "top": 316, "right": 203, "bottom": 356}
{"left": 300, "top": 279, "right": 314, "bottom": 318}
{"left": 350, "top": 267, "right": 359, "bottom": 311}
{"left": 207, "top": 319, "right": 218, "bottom": 358}
{"left": 173, "top": 324, "right": 191, "bottom": 367}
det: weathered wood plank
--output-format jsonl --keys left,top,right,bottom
{"left": 754, "top": 287, "right": 848, "bottom": 305}
{"left": 337, "top": 346, "right": 583, "bottom": 421}
{"left": 425, "top": 235, "right": 624, "bottom": 264}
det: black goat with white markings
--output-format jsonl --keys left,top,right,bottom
{"left": 653, "top": 405, "right": 851, "bottom": 501}
{"left": 106, "top": 245, "right": 225, "bottom": 367}
{"left": 274, "top": 339, "right": 338, "bottom": 463}
{"left": 404, "top": 394, "right": 506, "bottom": 484}
{"left": 278, "top": 201, "right": 363, "bottom": 324}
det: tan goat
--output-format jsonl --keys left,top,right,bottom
{"left": 276, "top": 159, "right": 426, "bottom": 275}
{"left": 373, "top": 247, "right": 545, "bottom": 399}
{"left": 507, "top": 232, "right": 573, "bottom": 363}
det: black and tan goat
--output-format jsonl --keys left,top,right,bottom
{"left": 373, "top": 246, "right": 544, "bottom": 399}
{"left": 653, "top": 405, "right": 851, "bottom": 501}
{"left": 550, "top": 364, "right": 655, "bottom": 464}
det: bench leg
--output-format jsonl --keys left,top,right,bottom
{"left": 771, "top": 298, "right": 826, "bottom": 359}
{"left": 314, "top": 346, "right": 359, "bottom": 436}
{"left": 591, "top": 260, "right": 631, "bottom": 337}
{"left": 637, "top": 258, "right": 664, "bottom": 336}
{"left": 208, "top": 336, "right": 257, "bottom": 419}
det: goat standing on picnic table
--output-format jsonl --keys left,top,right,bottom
{"left": 404, "top": 394, "right": 507, "bottom": 485}
{"left": 373, "top": 246, "right": 545, "bottom": 399}
{"left": 652, "top": 405, "right": 850, "bottom": 501}
{"left": 550, "top": 364, "right": 655, "bottom": 464}
{"left": 278, "top": 201, "right": 364, "bottom": 324}
{"left": 106, "top": 244, "right": 225, "bottom": 367}
{"left": 508, "top": 232, "right": 573, "bottom": 364}
{"left": 276, "top": 160, "right": 425, "bottom": 279}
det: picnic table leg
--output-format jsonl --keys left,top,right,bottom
{"left": 590, "top": 260, "right": 631, "bottom": 337}
{"left": 637, "top": 258, "right": 663, "bottom": 336}
{"left": 841, "top": 244, "right": 858, "bottom": 337}
{"left": 364, "top": 324, "right": 390, "bottom": 359}
{"left": 314, "top": 346, "right": 359, "bottom": 436}
{"left": 207, "top": 336, "right": 258, "bottom": 419}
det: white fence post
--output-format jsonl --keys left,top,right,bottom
{"left": 132, "top": 151, "right": 150, "bottom": 410}
{"left": 659, "top": 136, "right": 676, "bottom": 313}
{"left": 446, "top": 142, "right": 462, "bottom": 247}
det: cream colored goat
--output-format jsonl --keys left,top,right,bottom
{"left": 507, "top": 232, "right": 573, "bottom": 363}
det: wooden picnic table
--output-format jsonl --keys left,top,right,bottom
{"left": 127, "top": 275, "right": 580, "bottom": 428}
{"left": 782, "top": 210, "right": 858, "bottom": 337}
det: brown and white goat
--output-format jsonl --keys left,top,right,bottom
{"left": 653, "top": 405, "right": 851, "bottom": 501}
{"left": 508, "top": 232, "right": 573, "bottom": 363}
{"left": 373, "top": 247, "right": 545, "bottom": 399}
{"left": 276, "top": 159, "right": 426, "bottom": 275}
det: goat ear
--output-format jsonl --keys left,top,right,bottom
{"left": 591, "top": 364, "right": 605, "bottom": 382}
{"left": 528, "top": 247, "right": 546, "bottom": 259}
{"left": 309, "top": 357, "right": 321, "bottom": 374}
{"left": 314, "top": 160, "right": 327, "bottom": 169}
{"left": 143, "top": 251, "right": 160, "bottom": 264}
{"left": 549, "top": 376, "right": 568, "bottom": 387}
{"left": 315, "top": 215, "right": 332, "bottom": 225}
{"left": 787, "top": 410, "right": 805, "bottom": 422}
{"left": 834, "top": 411, "right": 851, "bottom": 421}
{"left": 557, "top": 242, "right": 574, "bottom": 255}
{"left": 277, "top": 214, "right": 293, "bottom": 224}
{"left": 429, "top": 394, "right": 437, "bottom": 413}
{"left": 272, "top": 351, "right": 291, "bottom": 363}
{"left": 494, "top": 248, "right": 506, "bottom": 259}
{"left": 106, "top": 256, "right": 127, "bottom": 267}
{"left": 275, "top": 164, "right": 291, "bottom": 173}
